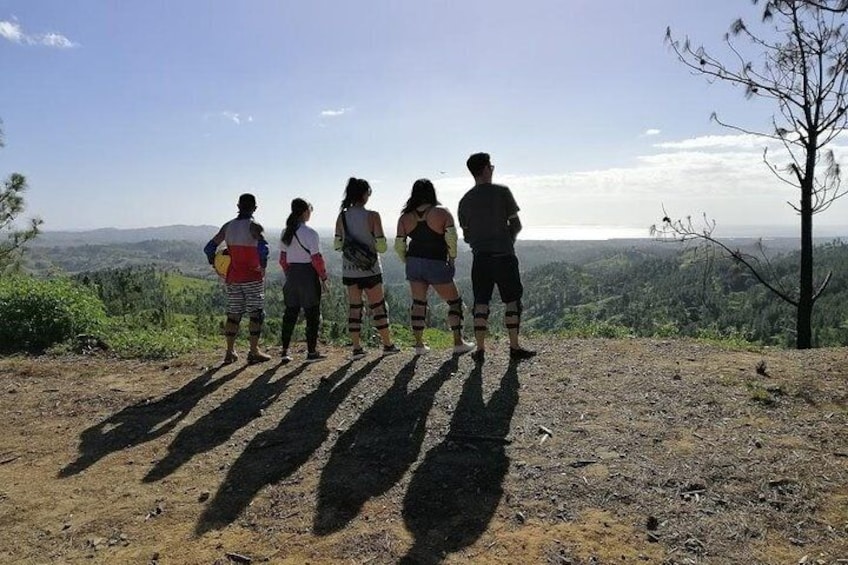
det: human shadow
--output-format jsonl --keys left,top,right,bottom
{"left": 400, "top": 361, "right": 520, "bottom": 564}
{"left": 313, "top": 356, "right": 459, "bottom": 535}
{"left": 143, "top": 361, "right": 306, "bottom": 483}
{"left": 195, "top": 358, "right": 381, "bottom": 534}
{"left": 59, "top": 364, "right": 247, "bottom": 478}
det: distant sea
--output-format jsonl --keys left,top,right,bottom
{"left": 521, "top": 224, "right": 848, "bottom": 241}
{"left": 521, "top": 225, "right": 650, "bottom": 240}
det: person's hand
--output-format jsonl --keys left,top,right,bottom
{"left": 321, "top": 279, "right": 330, "bottom": 294}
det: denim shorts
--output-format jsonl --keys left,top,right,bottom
{"left": 406, "top": 256, "right": 455, "bottom": 285}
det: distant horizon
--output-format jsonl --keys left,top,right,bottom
{"left": 35, "top": 222, "right": 848, "bottom": 242}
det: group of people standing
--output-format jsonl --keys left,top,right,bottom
{"left": 203, "top": 152, "right": 536, "bottom": 366}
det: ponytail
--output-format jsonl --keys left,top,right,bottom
{"left": 340, "top": 177, "right": 371, "bottom": 211}
{"left": 281, "top": 198, "right": 311, "bottom": 246}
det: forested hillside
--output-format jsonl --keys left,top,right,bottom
{"left": 20, "top": 236, "right": 848, "bottom": 354}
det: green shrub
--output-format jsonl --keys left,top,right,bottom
{"left": 0, "top": 276, "right": 107, "bottom": 352}
{"left": 107, "top": 321, "right": 215, "bottom": 360}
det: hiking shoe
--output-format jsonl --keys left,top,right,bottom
{"left": 382, "top": 344, "right": 401, "bottom": 356}
{"left": 247, "top": 351, "right": 272, "bottom": 365}
{"left": 350, "top": 347, "right": 367, "bottom": 360}
{"left": 509, "top": 346, "right": 537, "bottom": 361}
{"left": 280, "top": 350, "right": 293, "bottom": 364}
{"left": 452, "top": 342, "right": 475, "bottom": 355}
{"left": 305, "top": 351, "right": 327, "bottom": 363}
{"left": 222, "top": 351, "right": 239, "bottom": 365}
{"left": 414, "top": 344, "right": 431, "bottom": 356}
{"left": 470, "top": 349, "right": 485, "bottom": 364}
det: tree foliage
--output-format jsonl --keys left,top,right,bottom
{"left": 658, "top": 0, "right": 848, "bottom": 348}
{"left": 0, "top": 120, "right": 42, "bottom": 271}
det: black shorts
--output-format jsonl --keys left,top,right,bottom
{"left": 342, "top": 273, "right": 383, "bottom": 290}
{"left": 471, "top": 253, "right": 523, "bottom": 305}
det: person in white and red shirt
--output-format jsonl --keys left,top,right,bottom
{"left": 279, "top": 198, "right": 329, "bottom": 363}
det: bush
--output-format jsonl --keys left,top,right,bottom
{"left": 0, "top": 276, "right": 107, "bottom": 352}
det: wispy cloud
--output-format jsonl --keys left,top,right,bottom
{"left": 0, "top": 19, "right": 78, "bottom": 48}
{"left": 643, "top": 128, "right": 661, "bottom": 136}
{"left": 320, "top": 107, "right": 351, "bottom": 118}
{"left": 209, "top": 111, "right": 253, "bottom": 125}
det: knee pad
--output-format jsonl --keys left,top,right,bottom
{"left": 348, "top": 302, "right": 363, "bottom": 333}
{"left": 505, "top": 301, "right": 522, "bottom": 329}
{"left": 447, "top": 297, "right": 464, "bottom": 331}
{"left": 370, "top": 299, "right": 389, "bottom": 330}
{"left": 226, "top": 315, "right": 242, "bottom": 325}
{"left": 473, "top": 303, "right": 490, "bottom": 331}
{"left": 411, "top": 299, "right": 427, "bottom": 331}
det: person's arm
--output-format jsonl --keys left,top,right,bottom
{"left": 457, "top": 199, "right": 469, "bottom": 243}
{"left": 503, "top": 187, "right": 522, "bottom": 242}
{"left": 507, "top": 215, "right": 522, "bottom": 241}
{"left": 203, "top": 225, "right": 226, "bottom": 264}
{"left": 334, "top": 213, "right": 344, "bottom": 251}
{"left": 371, "top": 211, "right": 387, "bottom": 253}
{"left": 305, "top": 229, "right": 328, "bottom": 280}
{"left": 251, "top": 222, "right": 269, "bottom": 268}
{"left": 443, "top": 209, "right": 458, "bottom": 260}
{"left": 394, "top": 216, "right": 408, "bottom": 263}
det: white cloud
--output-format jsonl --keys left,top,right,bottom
{"left": 0, "top": 20, "right": 24, "bottom": 43}
{"left": 654, "top": 133, "right": 767, "bottom": 151}
{"left": 429, "top": 133, "right": 848, "bottom": 229}
{"left": 0, "top": 19, "right": 78, "bottom": 48}
{"left": 643, "top": 128, "right": 661, "bottom": 136}
{"left": 321, "top": 107, "right": 350, "bottom": 117}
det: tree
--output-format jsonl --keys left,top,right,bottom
{"left": 0, "top": 119, "right": 42, "bottom": 271}
{"left": 657, "top": 0, "right": 848, "bottom": 349}
{"left": 796, "top": 0, "right": 848, "bottom": 13}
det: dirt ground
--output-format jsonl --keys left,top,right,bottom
{"left": 0, "top": 337, "right": 846, "bottom": 564}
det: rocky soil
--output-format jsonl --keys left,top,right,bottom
{"left": 0, "top": 337, "right": 846, "bottom": 564}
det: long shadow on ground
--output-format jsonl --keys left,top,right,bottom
{"left": 400, "top": 361, "right": 519, "bottom": 564}
{"left": 143, "top": 361, "right": 306, "bottom": 483}
{"left": 195, "top": 358, "right": 381, "bottom": 534}
{"left": 59, "top": 364, "right": 247, "bottom": 478}
{"left": 313, "top": 356, "right": 459, "bottom": 535}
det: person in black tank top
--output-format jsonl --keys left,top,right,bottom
{"left": 407, "top": 209, "right": 448, "bottom": 260}
{"left": 395, "top": 179, "right": 474, "bottom": 356}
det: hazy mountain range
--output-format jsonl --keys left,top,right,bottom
{"left": 31, "top": 223, "right": 848, "bottom": 247}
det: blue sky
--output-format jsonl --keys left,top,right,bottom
{"left": 2, "top": 0, "right": 846, "bottom": 235}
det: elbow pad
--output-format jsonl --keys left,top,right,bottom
{"left": 279, "top": 251, "right": 289, "bottom": 274}
{"left": 311, "top": 253, "right": 328, "bottom": 280}
{"left": 257, "top": 239, "right": 269, "bottom": 268}
{"left": 203, "top": 240, "right": 218, "bottom": 264}
{"left": 394, "top": 237, "right": 408, "bottom": 263}
{"left": 444, "top": 226, "right": 458, "bottom": 258}
{"left": 375, "top": 236, "right": 387, "bottom": 254}
{"left": 334, "top": 235, "right": 343, "bottom": 251}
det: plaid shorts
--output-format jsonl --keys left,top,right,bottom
{"left": 226, "top": 280, "right": 265, "bottom": 316}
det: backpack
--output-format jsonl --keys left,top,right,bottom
{"left": 340, "top": 211, "right": 378, "bottom": 270}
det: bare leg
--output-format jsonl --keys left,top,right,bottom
{"left": 433, "top": 282, "right": 466, "bottom": 346}
{"left": 347, "top": 285, "right": 363, "bottom": 350}
{"left": 365, "top": 284, "right": 393, "bottom": 347}
{"left": 505, "top": 300, "right": 521, "bottom": 349}
{"left": 472, "top": 303, "right": 490, "bottom": 351}
{"left": 409, "top": 281, "right": 429, "bottom": 348}
{"left": 224, "top": 315, "right": 240, "bottom": 355}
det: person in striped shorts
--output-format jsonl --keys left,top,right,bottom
{"left": 204, "top": 193, "right": 272, "bottom": 365}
